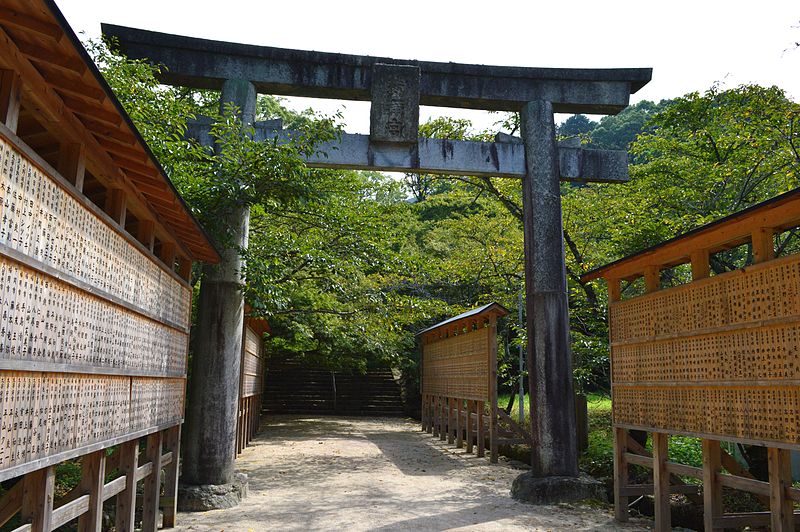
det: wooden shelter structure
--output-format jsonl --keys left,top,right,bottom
{"left": 583, "top": 188, "right": 800, "bottom": 531}
{"left": 419, "top": 303, "right": 531, "bottom": 463}
{"left": 235, "top": 314, "right": 267, "bottom": 456}
{"left": 0, "top": 1, "right": 219, "bottom": 530}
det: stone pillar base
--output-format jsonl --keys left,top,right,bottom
{"left": 511, "top": 472, "right": 605, "bottom": 504}
{"left": 177, "top": 473, "right": 249, "bottom": 511}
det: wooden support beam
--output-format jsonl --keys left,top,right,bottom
{"left": 161, "top": 241, "right": 177, "bottom": 269}
{"left": 0, "top": 69, "right": 21, "bottom": 132}
{"left": 162, "top": 426, "right": 181, "bottom": 528}
{"left": 652, "top": 432, "right": 671, "bottom": 531}
{"left": 643, "top": 265, "right": 660, "bottom": 293}
{"left": 488, "top": 315, "right": 499, "bottom": 464}
{"left": 613, "top": 427, "right": 629, "bottom": 521}
{"left": 690, "top": 249, "right": 710, "bottom": 280}
{"left": 421, "top": 394, "right": 428, "bottom": 432}
{"left": 142, "top": 432, "right": 163, "bottom": 532}
{"left": 105, "top": 187, "right": 127, "bottom": 227}
{"left": 16, "top": 41, "right": 86, "bottom": 74}
{"left": 20, "top": 466, "right": 55, "bottom": 532}
{"left": 57, "top": 142, "right": 85, "bottom": 191}
{"left": 77, "top": 450, "right": 106, "bottom": 532}
{"left": 702, "top": 439, "right": 723, "bottom": 531}
{"left": 607, "top": 278, "right": 621, "bottom": 303}
{"left": 0, "top": 8, "right": 62, "bottom": 39}
{"left": 431, "top": 396, "right": 439, "bottom": 438}
{"left": 752, "top": 227, "right": 775, "bottom": 264}
{"left": 137, "top": 219, "right": 156, "bottom": 251}
{"left": 115, "top": 440, "right": 139, "bottom": 532}
{"left": 456, "top": 399, "right": 463, "bottom": 448}
{"left": 768, "top": 447, "right": 793, "bottom": 531}
{"left": 476, "top": 401, "right": 485, "bottom": 458}
{"left": 465, "top": 400, "right": 474, "bottom": 454}
{"left": 61, "top": 94, "right": 122, "bottom": 126}
{"left": 0, "top": 481, "right": 22, "bottom": 527}
{"left": 719, "top": 448, "right": 770, "bottom": 506}
{"left": 447, "top": 398, "right": 455, "bottom": 445}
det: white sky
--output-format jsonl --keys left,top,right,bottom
{"left": 55, "top": 0, "right": 799, "bottom": 134}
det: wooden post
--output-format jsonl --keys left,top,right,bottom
{"left": 768, "top": 446, "right": 793, "bottom": 531}
{"left": 138, "top": 219, "right": 156, "bottom": 252}
{"left": 142, "top": 431, "right": 164, "bottom": 532}
{"left": 0, "top": 69, "right": 21, "bottom": 132}
{"left": 465, "top": 400, "right": 474, "bottom": 454}
{"left": 488, "top": 316, "right": 499, "bottom": 464}
{"left": 608, "top": 278, "right": 621, "bottom": 303}
{"left": 613, "top": 427, "right": 629, "bottom": 521}
{"left": 477, "top": 401, "right": 485, "bottom": 458}
{"left": 644, "top": 265, "right": 660, "bottom": 293}
{"left": 77, "top": 450, "right": 106, "bottom": 532}
{"left": 177, "top": 256, "right": 192, "bottom": 281}
{"left": 162, "top": 426, "right": 181, "bottom": 528}
{"left": 20, "top": 466, "right": 55, "bottom": 532}
{"left": 447, "top": 397, "right": 455, "bottom": 444}
{"left": 702, "top": 439, "right": 723, "bottom": 531}
{"left": 431, "top": 396, "right": 438, "bottom": 437}
{"left": 689, "top": 249, "right": 710, "bottom": 280}
{"left": 752, "top": 227, "right": 775, "bottom": 264}
{"left": 456, "top": 398, "right": 463, "bottom": 448}
{"left": 57, "top": 142, "right": 86, "bottom": 191}
{"left": 115, "top": 439, "right": 139, "bottom": 532}
{"left": 105, "top": 187, "right": 127, "bottom": 227}
{"left": 652, "top": 432, "right": 671, "bottom": 531}
{"left": 161, "top": 241, "right": 177, "bottom": 269}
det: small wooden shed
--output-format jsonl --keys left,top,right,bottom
{"left": 0, "top": 1, "right": 219, "bottom": 530}
{"left": 583, "top": 188, "right": 800, "bottom": 531}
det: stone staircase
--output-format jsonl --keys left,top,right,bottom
{"left": 262, "top": 358, "right": 405, "bottom": 417}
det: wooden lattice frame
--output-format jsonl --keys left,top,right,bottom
{"left": 236, "top": 319, "right": 267, "bottom": 456}
{"left": 583, "top": 188, "right": 800, "bottom": 531}
{"left": 418, "top": 303, "right": 528, "bottom": 463}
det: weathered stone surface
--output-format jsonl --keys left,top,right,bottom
{"left": 103, "top": 24, "right": 651, "bottom": 114}
{"left": 182, "top": 79, "right": 255, "bottom": 487}
{"left": 521, "top": 100, "right": 579, "bottom": 477}
{"left": 178, "top": 473, "right": 249, "bottom": 511}
{"left": 369, "top": 63, "right": 420, "bottom": 144}
{"left": 246, "top": 126, "right": 629, "bottom": 182}
{"left": 511, "top": 472, "right": 605, "bottom": 504}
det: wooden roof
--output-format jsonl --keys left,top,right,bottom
{"left": 418, "top": 302, "right": 510, "bottom": 338}
{"left": 582, "top": 187, "right": 800, "bottom": 282}
{"left": 0, "top": 0, "right": 219, "bottom": 263}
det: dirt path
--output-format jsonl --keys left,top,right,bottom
{"left": 176, "top": 416, "right": 650, "bottom": 531}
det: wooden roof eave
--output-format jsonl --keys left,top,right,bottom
{"left": 581, "top": 187, "right": 800, "bottom": 283}
{"left": 0, "top": 0, "right": 221, "bottom": 264}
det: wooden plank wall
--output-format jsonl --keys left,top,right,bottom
{"left": 604, "top": 224, "right": 800, "bottom": 530}
{"left": 236, "top": 325, "right": 264, "bottom": 455}
{"left": 420, "top": 315, "right": 500, "bottom": 463}
{"left": 0, "top": 106, "right": 191, "bottom": 529}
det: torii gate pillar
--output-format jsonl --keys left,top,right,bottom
{"left": 520, "top": 100, "right": 578, "bottom": 477}
{"left": 181, "top": 79, "right": 255, "bottom": 505}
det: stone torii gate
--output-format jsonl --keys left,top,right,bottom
{"left": 104, "top": 23, "right": 651, "bottom": 499}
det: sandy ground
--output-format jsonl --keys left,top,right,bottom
{"left": 176, "top": 416, "right": 651, "bottom": 531}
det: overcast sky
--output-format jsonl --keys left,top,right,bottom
{"left": 56, "top": 0, "right": 799, "bottom": 134}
